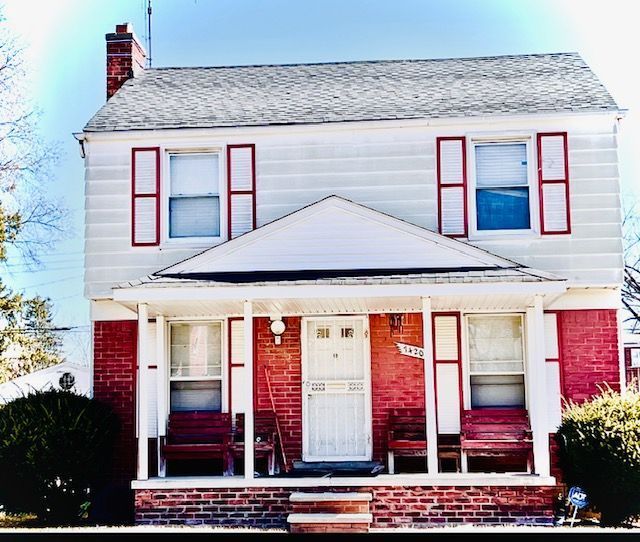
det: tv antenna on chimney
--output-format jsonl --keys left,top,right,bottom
{"left": 146, "top": 0, "right": 153, "bottom": 67}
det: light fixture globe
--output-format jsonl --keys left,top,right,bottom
{"left": 270, "top": 319, "right": 286, "bottom": 336}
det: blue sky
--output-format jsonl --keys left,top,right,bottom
{"left": 2, "top": 0, "right": 638, "bottom": 361}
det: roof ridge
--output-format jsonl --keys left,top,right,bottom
{"left": 147, "top": 51, "right": 583, "bottom": 72}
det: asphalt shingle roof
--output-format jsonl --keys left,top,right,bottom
{"left": 84, "top": 52, "right": 618, "bottom": 132}
{"left": 115, "top": 266, "right": 565, "bottom": 290}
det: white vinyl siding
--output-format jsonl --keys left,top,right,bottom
{"left": 84, "top": 117, "right": 622, "bottom": 298}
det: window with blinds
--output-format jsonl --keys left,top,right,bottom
{"left": 168, "top": 153, "right": 221, "bottom": 238}
{"left": 467, "top": 314, "right": 526, "bottom": 409}
{"left": 474, "top": 142, "right": 531, "bottom": 231}
{"left": 169, "top": 322, "right": 223, "bottom": 412}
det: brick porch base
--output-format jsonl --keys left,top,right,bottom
{"left": 135, "top": 485, "right": 557, "bottom": 528}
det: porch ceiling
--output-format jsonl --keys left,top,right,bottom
{"left": 117, "top": 292, "right": 555, "bottom": 318}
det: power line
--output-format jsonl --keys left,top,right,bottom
{"left": 3, "top": 266, "right": 84, "bottom": 274}
{"left": 17, "top": 275, "right": 84, "bottom": 290}
{"left": 0, "top": 325, "right": 91, "bottom": 334}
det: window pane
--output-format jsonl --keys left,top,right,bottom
{"left": 471, "top": 375, "right": 525, "bottom": 408}
{"left": 476, "top": 188, "right": 530, "bottom": 230}
{"left": 468, "top": 315, "right": 524, "bottom": 370}
{"left": 169, "top": 196, "right": 220, "bottom": 238}
{"left": 170, "top": 154, "right": 219, "bottom": 195}
{"left": 170, "top": 380, "right": 221, "bottom": 412}
{"left": 170, "top": 323, "right": 222, "bottom": 377}
{"left": 475, "top": 143, "right": 528, "bottom": 188}
{"left": 468, "top": 315, "right": 525, "bottom": 409}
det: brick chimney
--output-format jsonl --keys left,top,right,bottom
{"left": 106, "top": 23, "right": 147, "bottom": 100}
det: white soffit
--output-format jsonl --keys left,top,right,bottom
{"left": 157, "top": 196, "right": 520, "bottom": 276}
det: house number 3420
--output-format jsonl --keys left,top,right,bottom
{"left": 395, "top": 342, "right": 424, "bottom": 359}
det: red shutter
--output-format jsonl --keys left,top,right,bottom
{"left": 437, "top": 137, "right": 467, "bottom": 237}
{"left": 131, "top": 147, "right": 160, "bottom": 246}
{"left": 432, "top": 313, "right": 463, "bottom": 434}
{"left": 227, "top": 144, "right": 256, "bottom": 239}
{"left": 538, "top": 132, "right": 570, "bottom": 234}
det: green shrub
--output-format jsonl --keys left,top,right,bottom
{"left": 557, "top": 385, "right": 640, "bottom": 526}
{"left": 0, "top": 389, "right": 119, "bottom": 524}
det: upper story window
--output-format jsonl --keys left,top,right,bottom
{"left": 168, "top": 153, "right": 221, "bottom": 239}
{"left": 437, "top": 132, "right": 570, "bottom": 238}
{"left": 131, "top": 144, "right": 257, "bottom": 247}
{"left": 474, "top": 142, "right": 531, "bottom": 231}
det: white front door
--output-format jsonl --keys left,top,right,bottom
{"left": 302, "top": 316, "right": 372, "bottom": 461}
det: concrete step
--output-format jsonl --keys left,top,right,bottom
{"left": 289, "top": 491, "right": 372, "bottom": 514}
{"left": 289, "top": 491, "right": 372, "bottom": 502}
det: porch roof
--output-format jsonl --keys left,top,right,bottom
{"left": 117, "top": 265, "right": 561, "bottom": 289}
{"left": 113, "top": 196, "right": 566, "bottom": 315}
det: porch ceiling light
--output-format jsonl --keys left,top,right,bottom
{"left": 270, "top": 319, "right": 286, "bottom": 345}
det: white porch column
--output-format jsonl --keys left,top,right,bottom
{"left": 156, "top": 314, "right": 167, "bottom": 478}
{"left": 137, "top": 303, "right": 149, "bottom": 481}
{"left": 243, "top": 300, "right": 255, "bottom": 480}
{"left": 421, "top": 297, "right": 439, "bottom": 474}
{"left": 526, "top": 295, "right": 550, "bottom": 477}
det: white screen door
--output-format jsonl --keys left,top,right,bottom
{"left": 302, "top": 316, "right": 372, "bottom": 461}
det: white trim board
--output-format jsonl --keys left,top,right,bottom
{"left": 114, "top": 281, "right": 567, "bottom": 303}
{"left": 131, "top": 473, "right": 556, "bottom": 490}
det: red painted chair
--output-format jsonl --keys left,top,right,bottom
{"left": 460, "top": 409, "right": 533, "bottom": 472}
{"left": 387, "top": 408, "right": 426, "bottom": 474}
{"left": 162, "top": 411, "right": 233, "bottom": 475}
{"left": 228, "top": 411, "right": 279, "bottom": 476}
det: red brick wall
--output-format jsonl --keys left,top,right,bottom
{"left": 370, "top": 313, "right": 425, "bottom": 462}
{"left": 255, "top": 317, "right": 302, "bottom": 467}
{"left": 93, "top": 320, "right": 138, "bottom": 485}
{"left": 253, "top": 314, "right": 426, "bottom": 465}
{"left": 135, "top": 485, "right": 556, "bottom": 527}
{"left": 559, "top": 309, "right": 620, "bottom": 403}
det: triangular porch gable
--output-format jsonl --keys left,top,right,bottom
{"left": 156, "top": 196, "right": 521, "bottom": 278}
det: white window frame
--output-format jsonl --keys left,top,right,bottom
{"left": 161, "top": 146, "right": 227, "bottom": 247}
{"left": 467, "top": 133, "right": 540, "bottom": 240}
{"left": 462, "top": 312, "right": 529, "bottom": 410}
{"left": 166, "top": 319, "right": 227, "bottom": 413}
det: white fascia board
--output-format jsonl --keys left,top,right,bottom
{"left": 131, "top": 473, "right": 556, "bottom": 490}
{"left": 113, "top": 280, "right": 567, "bottom": 303}
{"left": 82, "top": 110, "right": 620, "bottom": 144}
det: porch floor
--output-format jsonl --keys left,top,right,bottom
{"left": 132, "top": 472, "right": 555, "bottom": 489}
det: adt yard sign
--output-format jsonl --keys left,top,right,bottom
{"left": 568, "top": 486, "right": 588, "bottom": 509}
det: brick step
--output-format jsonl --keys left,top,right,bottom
{"left": 287, "top": 513, "right": 373, "bottom": 533}
{"left": 288, "top": 492, "right": 373, "bottom": 532}
{"left": 289, "top": 491, "right": 372, "bottom": 514}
